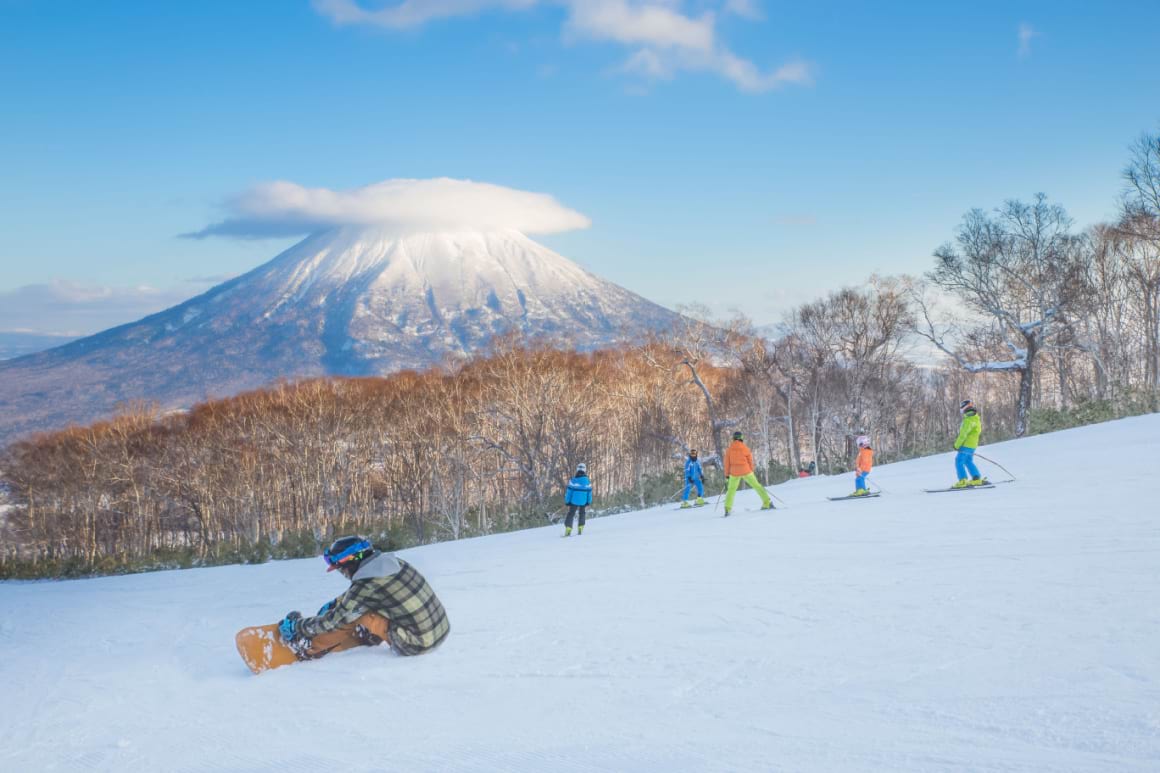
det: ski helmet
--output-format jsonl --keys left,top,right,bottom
{"left": 732, "top": 431, "right": 744, "bottom": 441}
{"left": 323, "top": 535, "right": 374, "bottom": 573}
{"left": 576, "top": 462, "right": 587, "bottom": 474}
{"left": 959, "top": 399, "right": 974, "bottom": 413}
{"left": 856, "top": 435, "right": 870, "bottom": 448}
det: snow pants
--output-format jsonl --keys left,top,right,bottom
{"left": 855, "top": 472, "right": 868, "bottom": 490}
{"left": 724, "top": 473, "right": 771, "bottom": 511}
{"left": 682, "top": 478, "right": 704, "bottom": 500}
{"left": 297, "top": 613, "right": 390, "bottom": 660}
{"left": 565, "top": 505, "right": 586, "bottom": 529}
{"left": 955, "top": 447, "right": 981, "bottom": 480}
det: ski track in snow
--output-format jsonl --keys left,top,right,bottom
{"left": 2, "top": 417, "right": 1159, "bottom": 772}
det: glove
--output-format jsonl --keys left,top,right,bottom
{"left": 317, "top": 599, "right": 336, "bottom": 616}
{"left": 953, "top": 444, "right": 960, "bottom": 451}
{"left": 354, "top": 624, "right": 384, "bottom": 646}
{"left": 278, "top": 611, "right": 302, "bottom": 642}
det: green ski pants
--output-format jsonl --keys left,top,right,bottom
{"left": 724, "top": 472, "right": 771, "bottom": 511}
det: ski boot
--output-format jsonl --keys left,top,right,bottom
{"left": 564, "top": 527, "right": 572, "bottom": 537}
{"left": 577, "top": 525, "right": 584, "bottom": 535}
{"left": 695, "top": 496, "right": 706, "bottom": 506}
{"left": 967, "top": 476, "right": 989, "bottom": 487}
{"left": 852, "top": 488, "right": 869, "bottom": 497}
{"left": 760, "top": 501, "right": 775, "bottom": 510}
{"left": 951, "top": 479, "right": 969, "bottom": 489}
{"left": 680, "top": 500, "right": 692, "bottom": 509}
{"left": 723, "top": 508, "right": 731, "bottom": 517}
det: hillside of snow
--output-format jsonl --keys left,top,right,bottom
{"left": 2, "top": 416, "right": 1158, "bottom": 772}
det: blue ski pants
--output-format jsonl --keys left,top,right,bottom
{"left": 682, "top": 478, "right": 704, "bottom": 500}
{"left": 955, "top": 447, "right": 981, "bottom": 480}
{"left": 855, "top": 472, "right": 868, "bottom": 490}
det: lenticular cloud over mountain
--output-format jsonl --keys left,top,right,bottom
{"left": 186, "top": 178, "right": 593, "bottom": 239}
{"left": 0, "top": 178, "right": 680, "bottom": 443}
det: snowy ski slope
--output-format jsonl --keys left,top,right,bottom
{"left": 1, "top": 415, "right": 1158, "bottom": 772}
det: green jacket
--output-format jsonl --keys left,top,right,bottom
{"left": 954, "top": 409, "right": 981, "bottom": 450}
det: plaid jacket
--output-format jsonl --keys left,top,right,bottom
{"left": 299, "top": 554, "right": 450, "bottom": 656}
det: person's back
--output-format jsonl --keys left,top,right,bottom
{"left": 282, "top": 537, "right": 450, "bottom": 658}
{"left": 303, "top": 551, "right": 451, "bottom": 656}
{"left": 723, "top": 439, "right": 755, "bottom": 477}
{"left": 722, "top": 432, "right": 772, "bottom": 515}
{"left": 563, "top": 464, "right": 593, "bottom": 536}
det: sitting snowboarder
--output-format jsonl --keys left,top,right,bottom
{"left": 277, "top": 536, "right": 450, "bottom": 658}
{"left": 952, "top": 399, "right": 988, "bottom": 488}
{"left": 564, "top": 462, "right": 593, "bottom": 536}
{"left": 680, "top": 449, "right": 707, "bottom": 508}
{"left": 852, "top": 434, "right": 873, "bottom": 496}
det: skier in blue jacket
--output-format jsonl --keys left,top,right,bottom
{"left": 680, "top": 449, "right": 706, "bottom": 508}
{"left": 564, "top": 463, "right": 593, "bottom": 536}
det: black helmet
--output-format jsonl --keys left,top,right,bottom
{"left": 960, "top": 399, "right": 975, "bottom": 413}
{"left": 732, "top": 431, "right": 744, "bottom": 441}
{"left": 323, "top": 535, "right": 374, "bottom": 573}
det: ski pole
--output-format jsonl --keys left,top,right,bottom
{"left": 973, "top": 452, "right": 1017, "bottom": 481}
{"left": 712, "top": 481, "right": 728, "bottom": 514}
{"left": 768, "top": 490, "right": 789, "bottom": 507}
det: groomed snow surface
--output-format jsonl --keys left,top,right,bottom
{"left": 2, "top": 416, "right": 1158, "bottom": 772}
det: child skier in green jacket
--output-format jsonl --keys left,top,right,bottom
{"left": 952, "top": 399, "right": 987, "bottom": 488}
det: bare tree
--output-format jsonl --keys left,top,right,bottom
{"left": 915, "top": 194, "right": 1088, "bottom": 436}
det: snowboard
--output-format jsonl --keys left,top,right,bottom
{"left": 923, "top": 484, "right": 996, "bottom": 493}
{"left": 235, "top": 614, "right": 390, "bottom": 674}
{"left": 828, "top": 493, "right": 881, "bottom": 501}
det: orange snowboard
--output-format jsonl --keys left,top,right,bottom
{"left": 236, "top": 614, "right": 390, "bottom": 674}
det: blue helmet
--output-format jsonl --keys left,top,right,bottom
{"left": 323, "top": 536, "right": 374, "bottom": 573}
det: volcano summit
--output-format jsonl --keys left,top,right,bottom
{"left": 0, "top": 180, "right": 681, "bottom": 443}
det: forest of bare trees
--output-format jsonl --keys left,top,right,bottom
{"left": 2, "top": 128, "right": 1158, "bottom": 578}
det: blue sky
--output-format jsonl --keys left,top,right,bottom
{"left": 1, "top": 0, "right": 1158, "bottom": 335}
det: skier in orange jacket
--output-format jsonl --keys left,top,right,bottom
{"left": 852, "top": 434, "right": 873, "bottom": 496}
{"left": 722, "top": 431, "right": 773, "bottom": 516}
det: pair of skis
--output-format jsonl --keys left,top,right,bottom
{"left": 827, "top": 492, "right": 882, "bottom": 501}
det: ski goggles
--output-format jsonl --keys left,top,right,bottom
{"left": 324, "top": 539, "right": 372, "bottom": 571}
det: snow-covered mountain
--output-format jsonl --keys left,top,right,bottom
{"left": 0, "top": 228, "right": 681, "bottom": 443}
{"left": 3, "top": 416, "right": 1157, "bottom": 771}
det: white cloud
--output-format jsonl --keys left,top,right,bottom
{"left": 723, "top": 0, "right": 763, "bottom": 20}
{"left": 312, "top": 0, "right": 539, "bottom": 29}
{"left": 565, "top": 2, "right": 715, "bottom": 52}
{"left": 313, "top": 0, "right": 812, "bottom": 93}
{"left": 0, "top": 278, "right": 222, "bottom": 337}
{"left": 186, "top": 178, "right": 592, "bottom": 239}
{"left": 1018, "top": 22, "right": 1037, "bottom": 58}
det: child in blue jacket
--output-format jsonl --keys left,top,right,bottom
{"left": 564, "top": 463, "right": 593, "bottom": 536}
{"left": 681, "top": 449, "right": 706, "bottom": 508}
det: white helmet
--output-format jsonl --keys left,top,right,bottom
{"left": 856, "top": 435, "right": 870, "bottom": 448}
{"left": 576, "top": 462, "right": 587, "bottom": 473}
